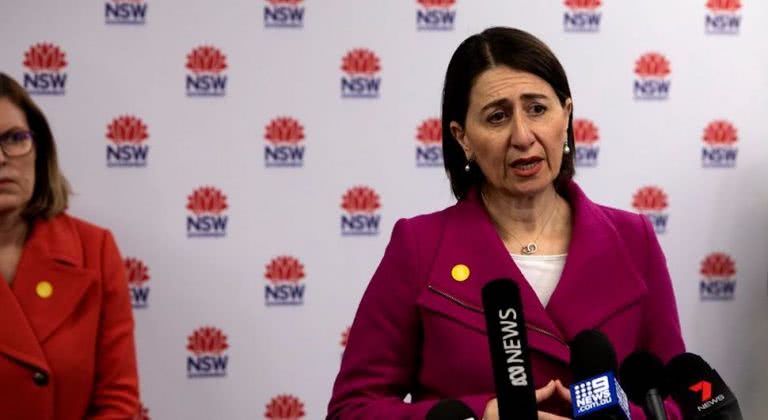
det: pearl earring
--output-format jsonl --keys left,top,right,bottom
{"left": 464, "top": 161, "right": 471, "bottom": 172}
{"left": 564, "top": 142, "right": 571, "bottom": 155}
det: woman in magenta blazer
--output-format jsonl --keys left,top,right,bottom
{"left": 0, "top": 73, "right": 139, "bottom": 419}
{"left": 328, "top": 28, "right": 685, "bottom": 419}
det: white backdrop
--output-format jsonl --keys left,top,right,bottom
{"left": 2, "top": 0, "right": 767, "bottom": 419}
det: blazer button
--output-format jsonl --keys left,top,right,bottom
{"left": 32, "top": 371, "right": 49, "bottom": 386}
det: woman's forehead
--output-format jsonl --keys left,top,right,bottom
{"left": 470, "top": 67, "right": 556, "bottom": 103}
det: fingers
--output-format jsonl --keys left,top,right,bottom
{"left": 538, "top": 412, "right": 572, "bottom": 420}
{"left": 535, "top": 380, "right": 556, "bottom": 403}
{"left": 554, "top": 379, "right": 572, "bottom": 404}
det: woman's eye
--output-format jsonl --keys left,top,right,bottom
{"left": 488, "top": 111, "right": 507, "bottom": 123}
{"left": 530, "top": 104, "right": 547, "bottom": 115}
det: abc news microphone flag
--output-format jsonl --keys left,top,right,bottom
{"left": 3, "top": 0, "right": 768, "bottom": 419}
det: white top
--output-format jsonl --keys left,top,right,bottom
{"left": 510, "top": 253, "right": 567, "bottom": 307}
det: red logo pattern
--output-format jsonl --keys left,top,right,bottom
{"left": 264, "top": 395, "right": 306, "bottom": 420}
{"left": 124, "top": 258, "right": 150, "bottom": 286}
{"left": 564, "top": 0, "right": 601, "bottom": 10}
{"left": 187, "top": 327, "right": 229, "bottom": 356}
{"left": 703, "top": 120, "right": 738, "bottom": 145}
{"left": 23, "top": 43, "right": 67, "bottom": 72}
{"left": 341, "top": 187, "right": 381, "bottom": 213}
{"left": 706, "top": 0, "right": 741, "bottom": 12}
{"left": 573, "top": 119, "right": 599, "bottom": 145}
{"left": 267, "top": 0, "right": 303, "bottom": 4}
{"left": 186, "top": 187, "right": 228, "bottom": 215}
{"left": 416, "top": 118, "right": 442, "bottom": 145}
{"left": 186, "top": 46, "right": 228, "bottom": 74}
{"left": 341, "top": 49, "right": 381, "bottom": 76}
{"left": 700, "top": 253, "right": 736, "bottom": 278}
{"left": 265, "top": 256, "right": 305, "bottom": 284}
{"left": 106, "top": 116, "right": 149, "bottom": 144}
{"left": 265, "top": 117, "right": 305, "bottom": 145}
{"left": 417, "top": 0, "right": 456, "bottom": 7}
{"left": 634, "top": 53, "right": 671, "bottom": 78}
{"left": 632, "top": 186, "right": 668, "bottom": 211}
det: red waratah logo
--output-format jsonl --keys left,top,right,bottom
{"left": 186, "top": 187, "right": 228, "bottom": 215}
{"left": 700, "top": 253, "right": 736, "bottom": 278}
{"left": 416, "top": 118, "right": 442, "bottom": 144}
{"left": 107, "top": 116, "right": 149, "bottom": 144}
{"left": 265, "top": 117, "right": 305, "bottom": 145}
{"left": 265, "top": 395, "right": 306, "bottom": 420}
{"left": 125, "top": 257, "right": 150, "bottom": 286}
{"left": 341, "top": 187, "right": 381, "bottom": 214}
{"left": 707, "top": 0, "right": 741, "bottom": 12}
{"left": 634, "top": 53, "right": 671, "bottom": 78}
{"left": 265, "top": 256, "right": 305, "bottom": 283}
{"left": 417, "top": 0, "right": 456, "bottom": 7}
{"left": 564, "top": 0, "right": 601, "bottom": 10}
{"left": 632, "top": 186, "right": 668, "bottom": 211}
{"left": 573, "top": 119, "right": 599, "bottom": 144}
{"left": 187, "top": 327, "right": 229, "bottom": 356}
{"left": 341, "top": 49, "right": 380, "bottom": 76}
{"left": 23, "top": 43, "right": 67, "bottom": 72}
{"left": 703, "top": 120, "right": 738, "bottom": 145}
{"left": 267, "top": 0, "right": 303, "bottom": 4}
{"left": 186, "top": 46, "right": 227, "bottom": 74}
{"left": 341, "top": 326, "right": 350, "bottom": 348}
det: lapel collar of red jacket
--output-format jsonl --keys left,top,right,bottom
{"left": 425, "top": 188, "right": 570, "bottom": 364}
{"left": 545, "top": 182, "right": 647, "bottom": 342}
{"left": 11, "top": 215, "right": 97, "bottom": 344}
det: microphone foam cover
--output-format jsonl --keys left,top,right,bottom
{"left": 619, "top": 351, "right": 668, "bottom": 404}
{"left": 569, "top": 329, "right": 618, "bottom": 381}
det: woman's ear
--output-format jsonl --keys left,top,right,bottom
{"left": 449, "top": 121, "right": 471, "bottom": 159}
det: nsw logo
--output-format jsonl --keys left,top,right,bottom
{"left": 186, "top": 186, "right": 229, "bottom": 238}
{"left": 264, "top": 256, "right": 306, "bottom": 306}
{"left": 185, "top": 46, "right": 228, "bottom": 97}
{"left": 264, "top": 0, "right": 304, "bottom": 28}
{"left": 264, "top": 395, "right": 306, "bottom": 420}
{"left": 633, "top": 53, "right": 671, "bottom": 100}
{"left": 264, "top": 117, "right": 305, "bottom": 167}
{"left": 341, "top": 49, "right": 381, "bottom": 99}
{"left": 700, "top": 253, "right": 736, "bottom": 300}
{"left": 186, "top": 327, "right": 229, "bottom": 378}
{"left": 632, "top": 186, "right": 669, "bottom": 234}
{"left": 125, "top": 257, "right": 150, "bottom": 309}
{"left": 701, "top": 120, "right": 738, "bottom": 168}
{"left": 563, "top": 0, "right": 602, "bottom": 33}
{"left": 415, "top": 118, "right": 443, "bottom": 167}
{"left": 706, "top": 0, "right": 741, "bottom": 34}
{"left": 416, "top": 0, "right": 456, "bottom": 31}
{"left": 22, "top": 43, "right": 68, "bottom": 96}
{"left": 105, "top": 0, "right": 148, "bottom": 25}
{"left": 106, "top": 115, "right": 149, "bottom": 167}
{"left": 573, "top": 119, "right": 600, "bottom": 167}
{"left": 340, "top": 186, "right": 381, "bottom": 236}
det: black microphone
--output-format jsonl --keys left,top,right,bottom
{"left": 618, "top": 351, "right": 668, "bottom": 420}
{"left": 568, "top": 330, "right": 631, "bottom": 419}
{"left": 481, "top": 278, "right": 537, "bottom": 420}
{"left": 665, "top": 353, "right": 743, "bottom": 420}
{"left": 425, "top": 400, "right": 477, "bottom": 420}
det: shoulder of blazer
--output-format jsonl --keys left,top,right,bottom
{"left": 32, "top": 213, "right": 111, "bottom": 269}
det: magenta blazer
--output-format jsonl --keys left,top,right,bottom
{"left": 328, "top": 182, "right": 685, "bottom": 419}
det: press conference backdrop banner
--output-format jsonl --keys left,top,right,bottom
{"left": 2, "top": 0, "right": 767, "bottom": 419}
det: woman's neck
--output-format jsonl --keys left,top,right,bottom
{"left": 481, "top": 185, "right": 561, "bottom": 231}
{"left": 0, "top": 211, "right": 29, "bottom": 249}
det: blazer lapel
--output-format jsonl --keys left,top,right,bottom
{"left": 423, "top": 190, "right": 570, "bottom": 364}
{"left": 546, "top": 182, "right": 647, "bottom": 341}
{"left": 0, "top": 281, "right": 49, "bottom": 371}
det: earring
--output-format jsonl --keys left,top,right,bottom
{"left": 564, "top": 142, "right": 571, "bottom": 155}
{"left": 464, "top": 161, "right": 471, "bottom": 172}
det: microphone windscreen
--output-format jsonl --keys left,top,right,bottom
{"left": 618, "top": 351, "right": 668, "bottom": 405}
{"left": 569, "top": 329, "right": 617, "bottom": 381}
{"left": 426, "top": 399, "right": 477, "bottom": 420}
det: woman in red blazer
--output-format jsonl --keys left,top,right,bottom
{"left": 328, "top": 28, "right": 686, "bottom": 419}
{"left": 0, "top": 73, "right": 139, "bottom": 419}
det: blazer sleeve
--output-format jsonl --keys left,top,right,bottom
{"left": 327, "top": 219, "right": 494, "bottom": 419}
{"left": 627, "top": 215, "right": 686, "bottom": 420}
{"left": 86, "top": 230, "right": 140, "bottom": 419}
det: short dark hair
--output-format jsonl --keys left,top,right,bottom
{"left": 0, "top": 73, "right": 70, "bottom": 220}
{"left": 441, "top": 27, "right": 575, "bottom": 200}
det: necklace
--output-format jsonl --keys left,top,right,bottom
{"left": 481, "top": 190, "right": 559, "bottom": 255}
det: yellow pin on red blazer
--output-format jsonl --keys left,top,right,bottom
{"left": 0, "top": 213, "right": 139, "bottom": 420}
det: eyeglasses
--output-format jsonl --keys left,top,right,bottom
{"left": 0, "top": 129, "right": 34, "bottom": 157}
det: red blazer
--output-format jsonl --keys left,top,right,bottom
{"left": 328, "top": 182, "right": 685, "bottom": 419}
{"left": 0, "top": 214, "right": 139, "bottom": 420}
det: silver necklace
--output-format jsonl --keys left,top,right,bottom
{"left": 481, "top": 190, "right": 559, "bottom": 255}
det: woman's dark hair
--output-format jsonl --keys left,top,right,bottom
{"left": 441, "top": 27, "right": 575, "bottom": 200}
{"left": 0, "top": 72, "right": 70, "bottom": 219}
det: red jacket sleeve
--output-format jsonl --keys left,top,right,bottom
{"left": 86, "top": 230, "right": 140, "bottom": 419}
{"left": 327, "top": 219, "right": 493, "bottom": 419}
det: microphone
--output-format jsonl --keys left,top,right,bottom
{"left": 481, "top": 279, "right": 537, "bottom": 420}
{"left": 425, "top": 400, "right": 477, "bottom": 420}
{"left": 665, "top": 353, "right": 743, "bottom": 420}
{"left": 618, "top": 351, "right": 668, "bottom": 420}
{"left": 568, "top": 330, "right": 631, "bottom": 419}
